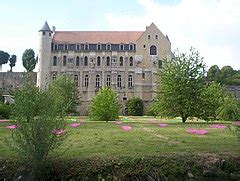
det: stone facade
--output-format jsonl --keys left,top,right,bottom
{"left": 37, "top": 22, "right": 172, "bottom": 115}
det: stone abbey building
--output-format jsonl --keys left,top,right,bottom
{"left": 37, "top": 21, "right": 172, "bottom": 115}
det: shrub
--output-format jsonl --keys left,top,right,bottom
{"left": 146, "top": 102, "right": 159, "bottom": 117}
{"left": 126, "top": 97, "right": 144, "bottom": 116}
{"left": 0, "top": 103, "right": 11, "bottom": 119}
{"left": 89, "top": 87, "right": 119, "bottom": 122}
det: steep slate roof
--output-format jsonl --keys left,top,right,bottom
{"left": 52, "top": 31, "right": 144, "bottom": 44}
{"left": 39, "top": 21, "right": 52, "bottom": 32}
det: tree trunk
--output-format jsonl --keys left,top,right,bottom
{"left": 182, "top": 116, "right": 187, "bottom": 123}
{"left": 10, "top": 66, "right": 12, "bottom": 72}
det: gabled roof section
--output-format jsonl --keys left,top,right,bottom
{"left": 39, "top": 21, "right": 52, "bottom": 32}
{"left": 52, "top": 31, "right": 144, "bottom": 44}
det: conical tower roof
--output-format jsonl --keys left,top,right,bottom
{"left": 39, "top": 21, "right": 52, "bottom": 32}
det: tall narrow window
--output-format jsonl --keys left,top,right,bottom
{"left": 129, "top": 56, "right": 133, "bottom": 66}
{"left": 53, "top": 56, "right": 57, "bottom": 66}
{"left": 97, "top": 44, "right": 101, "bottom": 50}
{"left": 52, "top": 74, "right": 56, "bottom": 81}
{"left": 54, "top": 44, "right": 58, "bottom": 50}
{"left": 120, "top": 44, "right": 124, "bottom": 51}
{"left": 64, "top": 44, "right": 68, "bottom": 50}
{"left": 128, "top": 75, "right": 133, "bottom": 88}
{"left": 119, "top": 56, "right": 123, "bottom": 66}
{"left": 97, "top": 56, "right": 101, "bottom": 66}
{"left": 106, "top": 56, "right": 111, "bottom": 66}
{"left": 63, "top": 56, "right": 67, "bottom": 66}
{"left": 142, "top": 73, "right": 145, "bottom": 79}
{"left": 117, "top": 75, "right": 122, "bottom": 88}
{"left": 76, "top": 44, "right": 80, "bottom": 50}
{"left": 84, "top": 44, "right": 89, "bottom": 50}
{"left": 74, "top": 75, "right": 79, "bottom": 87}
{"left": 107, "top": 44, "right": 111, "bottom": 51}
{"left": 96, "top": 75, "right": 100, "bottom": 88}
{"left": 158, "top": 60, "right": 163, "bottom": 68}
{"left": 106, "top": 75, "right": 111, "bottom": 87}
{"left": 76, "top": 56, "right": 80, "bottom": 66}
{"left": 129, "top": 44, "right": 134, "bottom": 51}
{"left": 148, "top": 35, "right": 151, "bottom": 39}
{"left": 84, "top": 56, "right": 88, "bottom": 66}
{"left": 155, "top": 35, "right": 158, "bottom": 39}
{"left": 84, "top": 75, "right": 89, "bottom": 87}
{"left": 150, "top": 45, "right": 157, "bottom": 55}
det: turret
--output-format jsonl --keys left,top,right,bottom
{"left": 37, "top": 21, "right": 53, "bottom": 89}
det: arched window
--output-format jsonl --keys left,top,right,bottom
{"left": 52, "top": 74, "right": 56, "bottom": 81}
{"left": 129, "top": 44, "right": 134, "bottom": 51}
{"left": 76, "top": 56, "right": 80, "bottom": 66}
{"left": 97, "top": 44, "right": 101, "bottom": 50}
{"left": 84, "top": 75, "right": 89, "bottom": 87}
{"left": 106, "top": 56, "right": 111, "bottom": 66}
{"left": 53, "top": 56, "right": 57, "bottom": 66}
{"left": 119, "top": 56, "right": 123, "bottom": 66}
{"left": 96, "top": 75, "right": 100, "bottom": 88}
{"left": 129, "top": 57, "right": 133, "bottom": 66}
{"left": 150, "top": 45, "right": 157, "bottom": 55}
{"left": 107, "top": 44, "right": 111, "bottom": 51}
{"left": 84, "top": 56, "right": 88, "bottom": 66}
{"left": 106, "top": 75, "right": 111, "bottom": 87}
{"left": 117, "top": 75, "right": 122, "bottom": 88}
{"left": 128, "top": 75, "right": 133, "bottom": 88}
{"left": 97, "top": 56, "right": 101, "bottom": 66}
{"left": 119, "top": 44, "right": 124, "bottom": 51}
{"left": 63, "top": 56, "right": 67, "bottom": 66}
{"left": 74, "top": 75, "right": 79, "bottom": 87}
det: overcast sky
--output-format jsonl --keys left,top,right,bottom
{"left": 0, "top": 0, "right": 239, "bottom": 72}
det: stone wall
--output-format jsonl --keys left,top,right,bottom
{"left": 225, "top": 85, "right": 240, "bottom": 100}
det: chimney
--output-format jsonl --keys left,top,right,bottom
{"left": 52, "top": 26, "right": 56, "bottom": 33}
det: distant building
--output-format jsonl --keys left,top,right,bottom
{"left": 37, "top": 21, "right": 173, "bottom": 115}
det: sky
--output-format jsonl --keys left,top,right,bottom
{"left": 0, "top": 0, "right": 239, "bottom": 72}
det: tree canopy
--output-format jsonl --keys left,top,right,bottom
{"left": 0, "top": 50, "right": 10, "bottom": 71}
{"left": 9, "top": 55, "right": 17, "bottom": 72}
{"left": 22, "top": 49, "right": 37, "bottom": 72}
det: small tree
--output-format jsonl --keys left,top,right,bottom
{"left": 48, "top": 75, "right": 81, "bottom": 115}
{"left": 156, "top": 48, "right": 206, "bottom": 123}
{"left": 9, "top": 55, "right": 17, "bottom": 72}
{"left": 89, "top": 87, "right": 119, "bottom": 122}
{"left": 207, "top": 65, "right": 220, "bottom": 81}
{"left": 22, "top": 49, "right": 37, "bottom": 72}
{"left": 0, "top": 50, "right": 10, "bottom": 71}
{"left": 126, "top": 97, "right": 144, "bottom": 116}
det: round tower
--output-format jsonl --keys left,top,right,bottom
{"left": 37, "top": 21, "right": 53, "bottom": 89}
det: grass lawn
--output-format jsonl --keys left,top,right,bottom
{"left": 0, "top": 116, "right": 239, "bottom": 159}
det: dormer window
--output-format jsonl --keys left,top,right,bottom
{"left": 76, "top": 44, "right": 80, "bottom": 50}
{"left": 97, "top": 44, "right": 101, "bottom": 51}
{"left": 119, "top": 44, "right": 124, "bottom": 51}
{"left": 42, "top": 31, "right": 46, "bottom": 35}
{"left": 49, "top": 33, "right": 51, "bottom": 36}
{"left": 148, "top": 35, "right": 151, "bottom": 39}
{"left": 54, "top": 44, "right": 58, "bottom": 50}
{"left": 84, "top": 44, "right": 89, "bottom": 50}
{"left": 106, "top": 44, "right": 111, "bottom": 51}
{"left": 64, "top": 44, "right": 68, "bottom": 50}
{"left": 155, "top": 35, "right": 158, "bottom": 39}
{"left": 129, "top": 44, "right": 134, "bottom": 51}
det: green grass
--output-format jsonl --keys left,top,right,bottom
{"left": 0, "top": 116, "right": 239, "bottom": 159}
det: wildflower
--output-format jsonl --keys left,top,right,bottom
{"left": 6, "top": 125, "right": 17, "bottom": 129}
{"left": 158, "top": 123, "right": 168, "bottom": 127}
{"left": 209, "top": 124, "right": 227, "bottom": 129}
{"left": 187, "top": 128, "right": 208, "bottom": 135}
{"left": 121, "top": 125, "right": 132, "bottom": 131}
{"left": 52, "top": 129, "right": 65, "bottom": 135}
{"left": 69, "top": 123, "right": 81, "bottom": 128}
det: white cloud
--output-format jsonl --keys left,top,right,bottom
{"left": 105, "top": 0, "right": 240, "bottom": 70}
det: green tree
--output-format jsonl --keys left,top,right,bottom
{"left": 22, "top": 49, "right": 37, "bottom": 72}
{"left": 89, "top": 87, "right": 119, "bottom": 122}
{"left": 48, "top": 75, "right": 81, "bottom": 115}
{"left": 126, "top": 97, "right": 144, "bottom": 116}
{"left": 216, "top": 94, "right": 240, "bottom": 121}
{"left": 8, "top": 75, "right": 68, "bottom": 179}
{"left": 9, "top": 55, "right": 17, "bottom": 72}
{"left": 156, "top": 48, "right": 206, "bottom": 123}
{"left": 198, "top": 83, "right": 224, "bottom": 121}
{"left": 0, "top": 50, "right": 10, "bottom": 71}
{"left": 207, "top": 65, "right": 220, "bottom": 81}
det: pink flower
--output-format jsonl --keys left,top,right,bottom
{"left": 187, "top": 128, "right": 208, "bottom": 135}
{"left": 52, "top": 129, "right": 65, "bottom": 135}
{"left": 69, "top": 123, "right": 81, "bottom": 128}
{"left": 121, "top": 125, "right": 132, "bottom": 131}
{"left": 114, "top": 121, "right": 123, "bottom": 125}
{"left": 209, "top": 124, "right": 227, "bottom": 129}
{"left": 0, "top": 119, "right": 9, "bottom": 123}
{"left": 6, "top": 125, "right": 17, "bottom": 129}
{"left": 158, "top": 123, "right": 168, "bottom": 127}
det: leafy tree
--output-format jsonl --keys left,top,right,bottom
{"left": 156, "top": 48, "right": 206, "bottom": 123}
{"left": 9, "top": 55, "right": 17, "bottom": 72}
{"left": 48, "top": 75, "right": 81, "bottom": 115}
{"left": 216, "top": 94, "right": 240, "bottom": 121}
{"left": 8, "top": 74, "right": 68, "bottom": 179}
{"left": 0, "top": 50, "right": 10, "bottom": 71}
{"left": 198, "top": 83, "right": 224, "bottom": 121}
{"left": 22, "top": 49, "right": 37, "bottom": 72}
{"left": 207, "top": 65, "right": 220, "bottom": 81}
{"left": 89, "top": 87, "right": 119, "bottom": 122}
{"left": 126, "top": 97, "right": 144, "bottom": 116}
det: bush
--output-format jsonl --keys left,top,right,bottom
{"left": 89, "top": 87, "right": 119, "bottom": 122}
{"left": 126, "top": 97, "right": 144, "bottom": 116}
{"left": 0, "top": 104, "right": 11, "bottom": 119}
{"left": 146, "top": 102, "right": 159, "bottom": 117}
